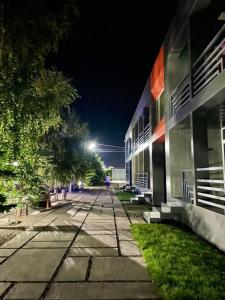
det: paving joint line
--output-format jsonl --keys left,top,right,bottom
{"left": 111, "top": 190, "right": 121, "bottom": 256}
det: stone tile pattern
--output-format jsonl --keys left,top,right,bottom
{"left": 0, "top": 189, "right": 159, "bottom": 299}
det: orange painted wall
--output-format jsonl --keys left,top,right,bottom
{"left": 150, "top": 47, "right": 164, "bottom": 101}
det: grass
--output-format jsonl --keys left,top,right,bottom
{"left": 131, "top": 223, "right": 225, "bottom": 300}
{"left": 116, "top": 191, "right": 135, "bottom": 201}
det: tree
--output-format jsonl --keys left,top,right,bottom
{"left": 83, "top": 154, "right": 106, "bottom": 186}
{"left": 0, "top": 0, "right": 80, "bottom": 209}
{"left": 42, "top": 109, "right": 89, "bottom": 186}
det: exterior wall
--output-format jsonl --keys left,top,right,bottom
{"left": 125, "top": 0, "right": 225, "bottom": 251}
{"left": 182, "top": 203, "right": 225, "bottom": 252}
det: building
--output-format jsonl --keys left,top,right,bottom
{"left": 125, "top": 0, "right": 225, "bottom": 251}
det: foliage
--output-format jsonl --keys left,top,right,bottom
{"left": 83, "top": 154, "right": 105, "bottom": 186}
{"left": 0, "top": 0, "right": 81, "bottom": 208}
{"left": 43, "top": 109, "right": 89, "bottom": 185}
{"left": 131, "top": 223, "right": 225, "bottom": 300}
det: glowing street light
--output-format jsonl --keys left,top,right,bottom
{"left": 86, "top": 141, "right": 124, "bottom": 153}
{"left": 87, "top": 141, "right": 97, "bottom": 151}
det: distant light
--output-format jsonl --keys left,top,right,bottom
{"left": 87, "top": 142, "right": 96, "bottom": 151}
{"left": 12, "top": 161, "right": 19, "bottom": 167}
{"left": 78, "top": 180, "right": 82, "bottom": 186}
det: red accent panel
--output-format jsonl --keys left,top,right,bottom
{"left": 150, "top": 47, "right": 164, "bottom": 101}
{"left": 152, "top": 117, "right": 165, "bottom": 144}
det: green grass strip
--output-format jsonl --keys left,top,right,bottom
{"left": 116, "top": 191, "right": 134, "bottom": 201}
{"left": 131, "top": 223, "right": 225, "bottom": 300}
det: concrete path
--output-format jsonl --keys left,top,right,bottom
{"left": 0, "top": 189, "right": 159, "bottom": 299}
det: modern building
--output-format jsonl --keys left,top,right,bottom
{"left": 125, "top": 0, "right": 225, "bottom": 251}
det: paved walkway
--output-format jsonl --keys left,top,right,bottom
{"left": 0, "top": 189, "right": 159, "bottom": 299}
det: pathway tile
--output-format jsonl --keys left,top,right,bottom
{"left": 32, "top": 231, "right": 75, "bottom": 241}
{"left": 120, "top": 240, "right": 142, "bottom": 256}
{"left": 24, "top": 241, "right": 70, "bottom": 248}
{"left": 90, "top": 257, "right": 150, "bottom": 281}
{"left": 0, "top": 282, "right": 11, "bottom": 297}
{"left": 0, "top": 257, "right": 6, "bottom": 263}
{"left": 72, "top": 234, "right": 117, "bottom": 248}
{"left": 0, "top": 231, "right": 38, "bottom": 249}
{"left": 55, "top": 257, "right": 89, "bottom": 281}
{"left": 68, "top": 247, "right": 118, "bottom": 256}
{"left": 4, "top": 283, "right": 47, "bottom": 299}
{"left": 0, "top": 248, "right": 66, "bottom": 281}
{"left": 82, "top": 224, "right": 115, "bottom": 231}
{"left": 46, "top": 282, "right": 158, "bottom": 300}
{"left": 0, "top": 248, "right": 16, "bottom": 256}
{"left": 82, "top": 230, "right": 116, "bottom": 235}
{"left": 118, "top": 229, "right": 133, "bottom": 240}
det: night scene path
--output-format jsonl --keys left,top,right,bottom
{"left": 0, "top": 188, "right": 159, "bottom": 299}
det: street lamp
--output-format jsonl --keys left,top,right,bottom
{"left": 86, "top": 141, "right": 124, "bottom": 153}
{"left": 87, "top": 142, "right": 97, "bottom": 151}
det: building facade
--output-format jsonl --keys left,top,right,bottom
{"left": 125, "top": 0, "right": 225, "bottom": 251}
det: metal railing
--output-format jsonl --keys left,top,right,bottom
{"left": 135, "top": 173, "right": 149, "bottom": 189}
{"left": 170, "top": 75, "right": 191, "bottom": 117}
{"left": 192, "top": 24, "right": 225, "bottom": 96}
{"left": 139, "top": 131, "right": 144, "bottom": 146}
{"left": 182, "top": 169, "right": 194, "bottom": 204}
{"left": 196, "top": 166, "right": 225, "bottom": 212}
{"left": 144, "top": 123, "right": 150, "bottom": 143}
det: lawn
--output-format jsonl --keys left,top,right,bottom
{"left": 116, "top": 191, "right": 135, "bottom": 201}
{"left": 131, "top": 223, "right": 225, "bottom": 300}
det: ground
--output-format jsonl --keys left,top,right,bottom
{"left": 0, "top": 188, "right": 159, "bottom": 300}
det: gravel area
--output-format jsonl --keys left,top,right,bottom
{"left": 0, "top": 209, "right": 52, "bottom": 247}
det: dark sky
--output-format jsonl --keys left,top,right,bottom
{"left": 48, "top": 0, "right": 178, "bottom": 168}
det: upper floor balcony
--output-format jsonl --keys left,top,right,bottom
{"left": 170, "top": 24, "right": 225, "bottom": 117}
{"left": 125, "top": 123, "right": 150, "bottom": 160}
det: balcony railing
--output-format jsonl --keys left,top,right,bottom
{"left": 182, "top": 169, "right": 194, "bottom": 204}
{"left": 170, "top": 75, "right": 191, "bottom": 117}
{"left": 135, "top": 173, "right": 149, "bottom": 189}
{"left": 170, "top": 25, "right": 225, "bottom": 117}
{"left": 144, "top": 123, "right": 150, "bottom": 143}
{"left": 196, "top": 166, "right": 225, "bottom": 213}
{"left": 192, "top": 24, "right": 225, "bottom": 96}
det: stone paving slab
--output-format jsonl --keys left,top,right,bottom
{"left": 0, "top": 257, "right": 6, "bottom": 263}
{"left": 0, "top": 249, "right": 66, "bottom": 281}
{"left": 120, "top": 240, "right": 142, "bottom": 256}
{"left": 72, "top": 234, "right": 117, "bottom": 248}
{"left": 118, "top": 229, "right": 133, "bottom": 240}
{"left": 32, "top": 231, "right": 76, "bottom": 241}
{"left": 0, "top": 282, "right": 11, "bottom": 297}
{"left": 82, "top": 224, "right": 115, "bottom": 231}
{"left": 68, "top": 247, "right": 118, "bottom": 256}
{"left": 5, "top": 283, "right": 47, "bottom": 299}
{"left": 90, "top": 257, "right": 150, "bottom": 281}
{"left": 0, "top": 231, "right": 38, "bottom": 249}
{"left": 24, "top": 241, "right": 70, "bottom": 248}
{"left": 55, "top": 257, "right": 89, "bottom": 281}
{"left": 0, "top": 248, "right": 17, "bottom": 256}
{"left": 46, "top": 282, "right": 159, "bottom": 299}
{"left": 82, "top": 230, "right": 116, "bottom": 235}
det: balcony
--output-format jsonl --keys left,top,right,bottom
{"left": 170, "top": 75, "right": 191, "bottom": 117}
{"left": 192, "top": 24, "right": 225, "bottom": 96}
{"left": 196, "top": 166, "right": 225, "bottom": 214}
{"left": 170, "top": 24, "right": 225, "bottom": 117}
{"left": 135, "top": 173, "right": 149, "bottom": 190}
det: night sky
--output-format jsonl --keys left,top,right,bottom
{"left": 48, "top": 0, "right": 178, "bottom": 168}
